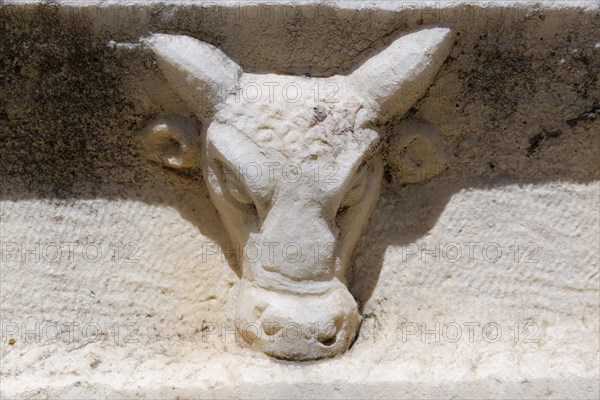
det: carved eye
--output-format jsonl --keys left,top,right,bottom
{"left": 219, "top": 163, "right": 257, "bottom": 212}
{"left": 224, "top": 172, "right": 253, "bottom": 205}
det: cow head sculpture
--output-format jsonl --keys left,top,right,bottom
{"left": 141, "top": 28, "right": 452, "bottom": 360}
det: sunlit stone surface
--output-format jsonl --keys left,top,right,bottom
{"left": 0, "top": 0, "right": 598, "bottom": 398}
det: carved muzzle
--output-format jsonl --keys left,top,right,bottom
{"left": 233, "top": 187, "right": 366, "bottom": 360}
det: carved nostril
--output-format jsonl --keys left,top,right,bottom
{"left": 316, "top": 316, "right": 343, "bottom": 347}
{"left": 317, "top": 332, "right": 337, "bottom": 347}
{"left": 242, "top": 327, "right": 259, "bottom": 344}
{"left": 261, "top": 321, "right": 282, "bottom": 336}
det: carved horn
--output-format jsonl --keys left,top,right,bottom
{"left": 142, "top": 34, "right": 242, "bottom": 117}
{"left": 347, "top": 27, "right": 453, "bottom": 122}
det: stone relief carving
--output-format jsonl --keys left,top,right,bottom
{"left": 141, "top": 28, "right": 452, "bottom": 360}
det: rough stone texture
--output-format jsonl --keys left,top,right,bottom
{"left": 0, "top": 0, "right": 599, "bottom": 398}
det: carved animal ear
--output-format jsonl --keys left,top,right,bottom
{"left": 141, "top": 34, "right": 242, "bottom": 116}
{"left": 347, "top": 28, "right": 453, "bottom": 122}
{"left": 389, "top": 119, "right": 449, "bottom": 184}
{"left": 141, "top": 115, "right": 200, "bottom": 169}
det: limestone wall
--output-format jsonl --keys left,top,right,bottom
{"left": 0, "top": 1, "right": 598, "bottom": 398}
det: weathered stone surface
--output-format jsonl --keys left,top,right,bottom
{"left": 0, "top": 0, "right": 598, "bottom": 398}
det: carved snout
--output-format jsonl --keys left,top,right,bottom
{"left": 236, "top": 279, "right": 360, "bottom": 360}
{"left": 235, "top": 201, "right": 361, "bottom": 360}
